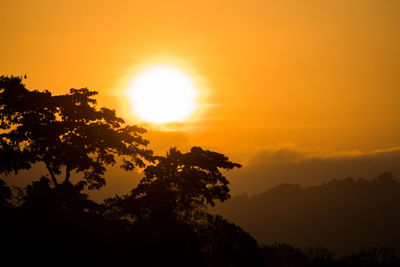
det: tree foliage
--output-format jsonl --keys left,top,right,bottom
{"left": 106, "top": 146, "right": 241, "bottom": 221}
{"left": 0, "top": 75, "right": 153, "bottom": 189}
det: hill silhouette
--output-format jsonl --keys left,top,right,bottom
{"left": 214, "top": 172, "right": 400, "bottom": 256}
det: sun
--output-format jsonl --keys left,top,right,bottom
{"left": 126, "top": 64, "right": 199, "bottom": 124}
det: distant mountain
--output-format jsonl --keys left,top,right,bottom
{"left": 213, "top": 172, "right": 400, "bottom": 255}
{"left": 226, "top": 146, "right": 400, "bottom": 195}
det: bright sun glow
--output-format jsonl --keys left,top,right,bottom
{"left": 126, "top": 64, "right": 199, "bottom": 124}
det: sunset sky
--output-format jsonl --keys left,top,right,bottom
{"left": 2, "top": 0, "right": 400, "bottom": 196}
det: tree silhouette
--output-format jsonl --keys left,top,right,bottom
{"left": 102, "top": 147, "right": 269, "bottom": 266}
{"left": 106, "top": 146, "right": 241, "bottom": 221}
{"left": 199, "top": 214, "right": 266, "bottom": 266}
{"left": 0, "top": 75, "right": 153, "bottom": 189}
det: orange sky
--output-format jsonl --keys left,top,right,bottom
{"left": 1, "top": 0, "right": 400, "bottom": 165}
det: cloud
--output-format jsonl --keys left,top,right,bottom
{"left": 227, "top": 145, "right": 400, "bottom": 195}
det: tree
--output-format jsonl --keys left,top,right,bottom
{"left": 0, "top": 75, "right": 153, "bottom": 189}
{"left": 106, "top": 146, "right": 241, "bottom": 221}
{"left": 103, "top": 147, "right": 268, "bottom": 267}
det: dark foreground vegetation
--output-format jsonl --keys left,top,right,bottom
{"left": 1, "top": 76, "right": 400, "bottom": 266}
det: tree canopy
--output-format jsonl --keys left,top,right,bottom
{"left": 106, "top": 146, "right": 241, "bottom": 221}
{"left": 0, "top": 75, "right": 153, "bottom": 189}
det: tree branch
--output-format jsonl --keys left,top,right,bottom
{"left": 44, "top": 160, "right": 58, "bottom": 186}
{"left": 64, "top": 165, "right": 71, "bottom": 184}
